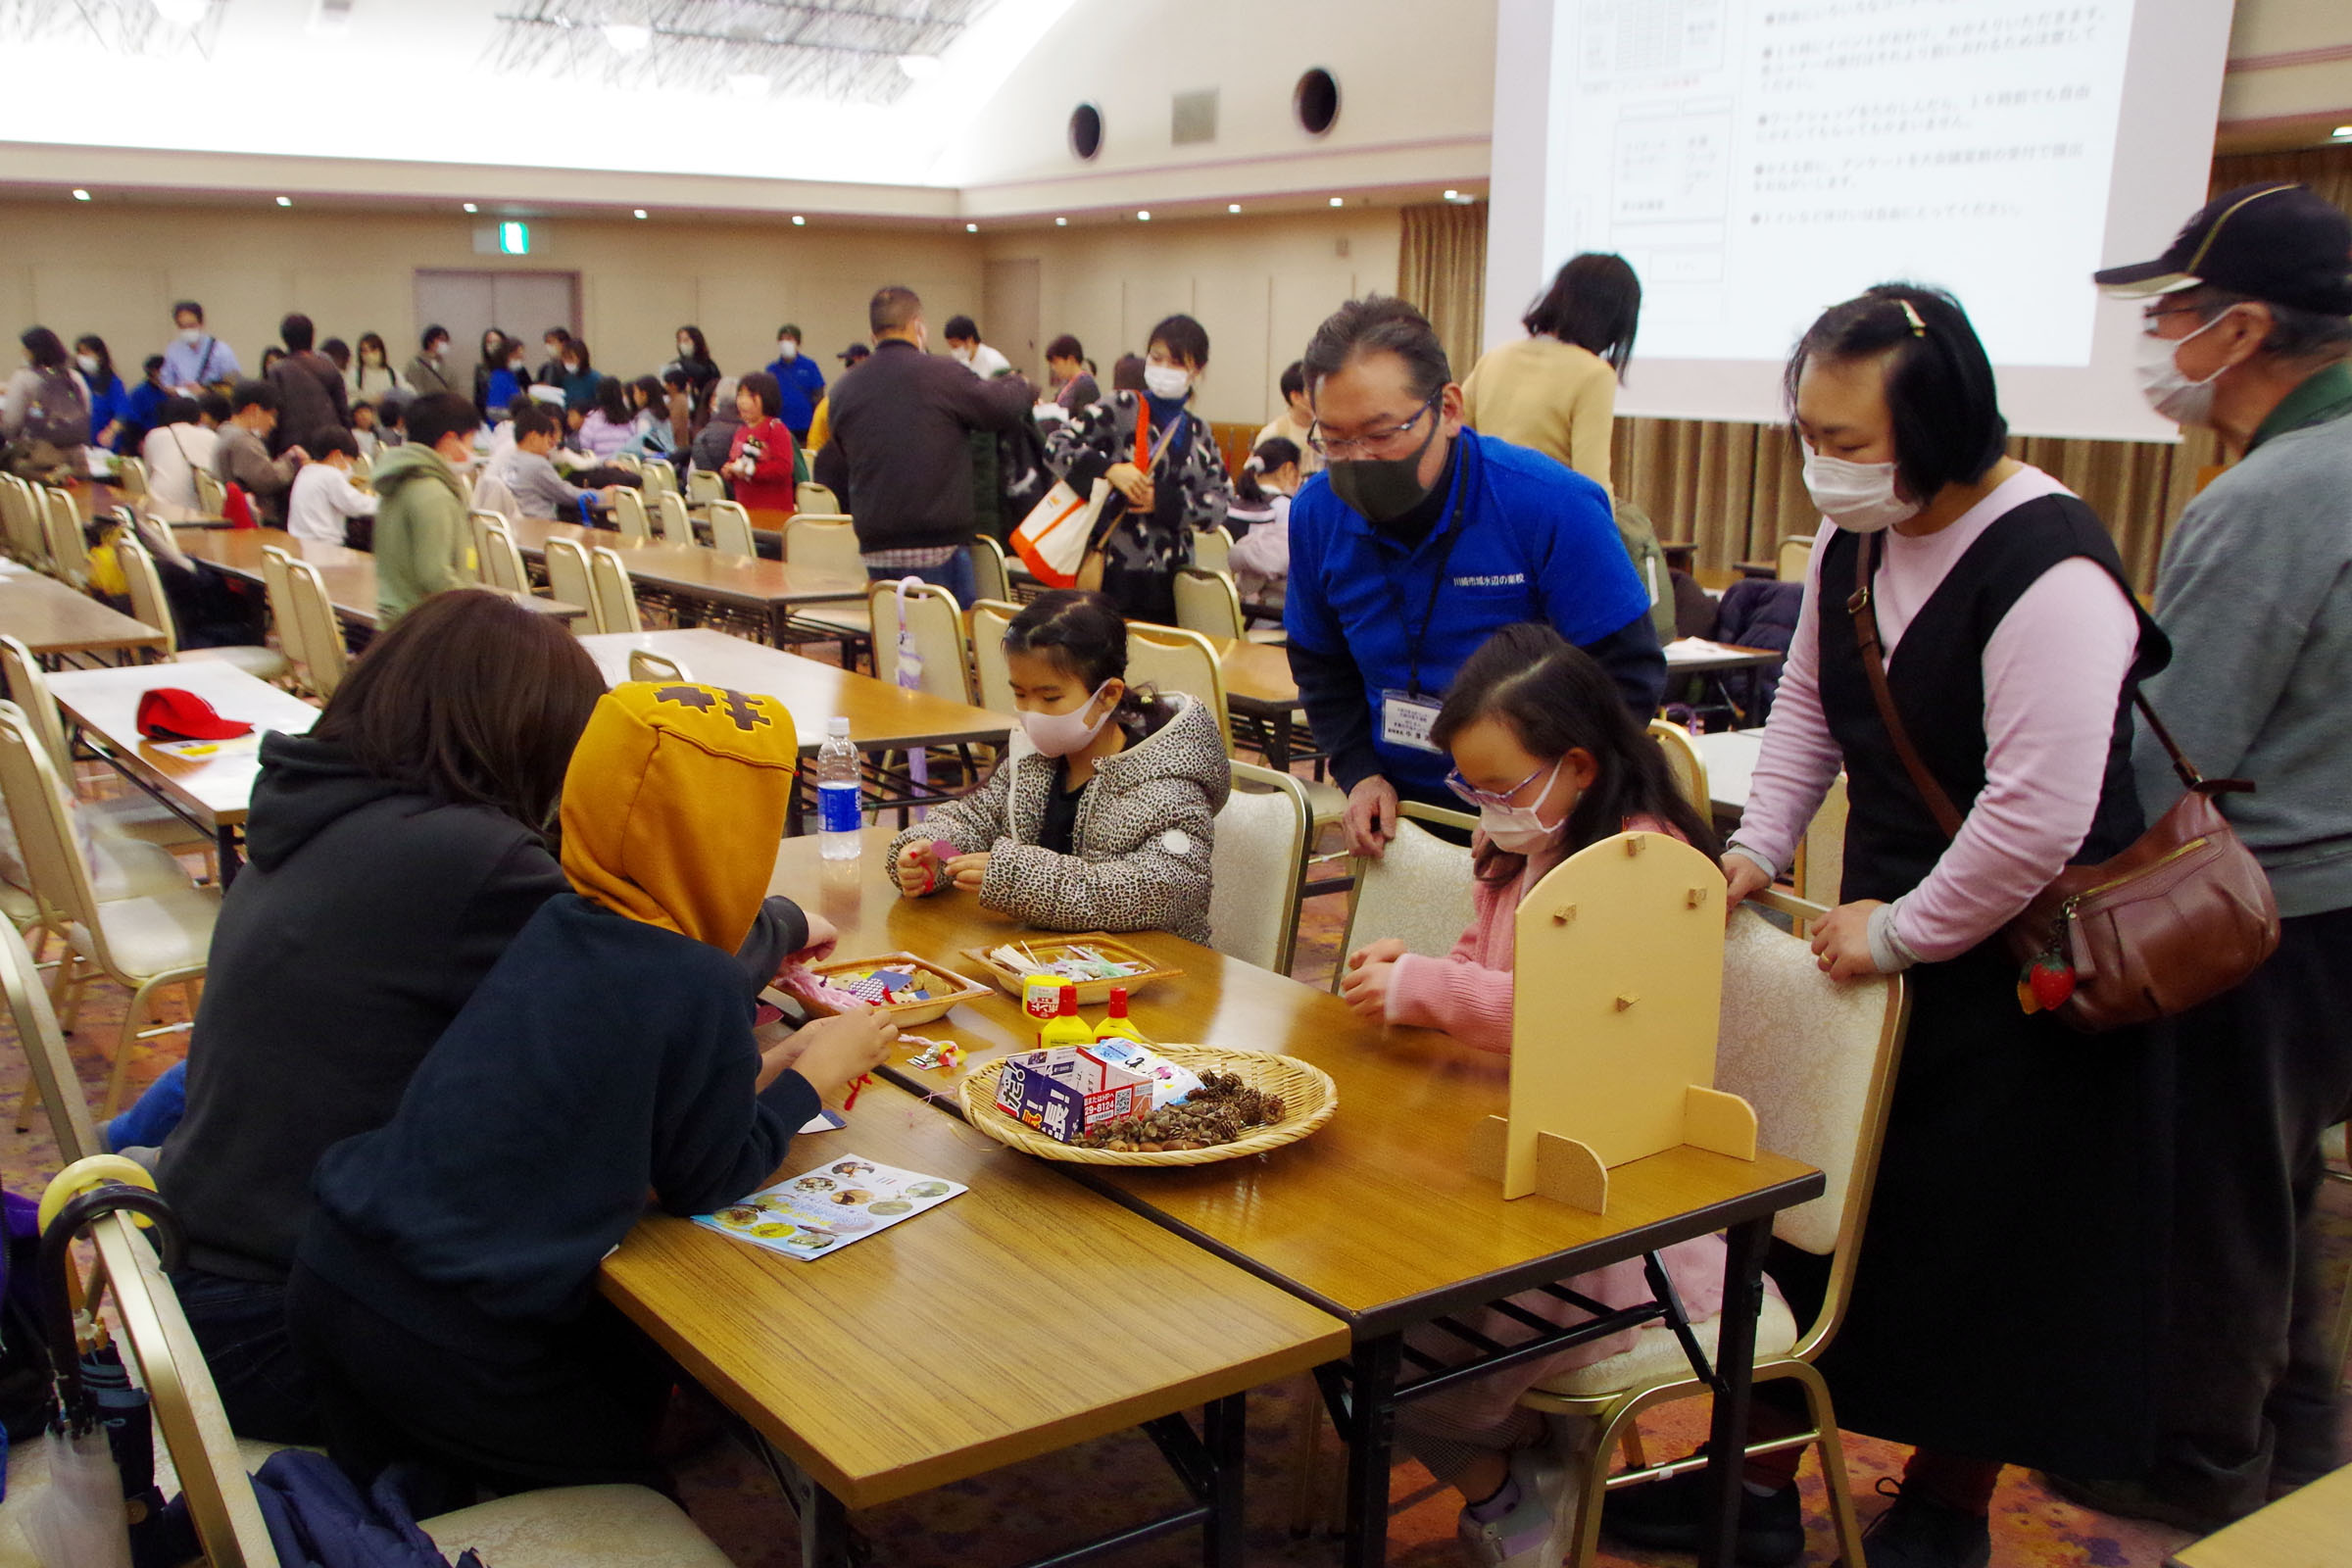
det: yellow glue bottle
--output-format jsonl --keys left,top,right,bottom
{"left": 1037, "top": 982, "right": 1094, "bottom": 1051}
{"left": 1093, "top": 985, "right": 1147, "bottom": 1045}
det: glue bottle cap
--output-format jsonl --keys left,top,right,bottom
{"left": 1056, "top": 983, "right": 1078, "bottom": 1017}
{"left": 1106, "top": 985, "right": 1129, "bottom": 1018}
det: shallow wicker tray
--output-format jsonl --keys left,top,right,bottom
{"left": 793, "top": 952, "right": 992, "bottom": 1028}
{"left": 957, "top": 1044, "right": 1338, "bottom": 1166}
{"left": 959, "top": 934, "right": 1185, "bottom": 1007}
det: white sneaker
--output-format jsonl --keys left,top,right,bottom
{"left": 1457, "top": 1444, "right": 1575, "bottom": 1568}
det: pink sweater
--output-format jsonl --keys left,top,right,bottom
{"left": 1727, "top": 466, "right": 2141, "bottom": 960}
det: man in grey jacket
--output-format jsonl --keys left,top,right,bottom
{"left": 2060, "top": 183, "right": 2352, "bottom": 1530}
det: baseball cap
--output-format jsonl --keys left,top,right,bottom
{"left": 838, "top": 342, "right": 870, "bottom": 365}
{"left": 136, "top": 687, "right": 254, "bottom": 742}
{"left": 2094, "top": 183, "right": 2352, "bottom": 314}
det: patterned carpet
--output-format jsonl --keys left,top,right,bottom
{"left": 1, "top": 863, "right": 2345, "bottom": 1566}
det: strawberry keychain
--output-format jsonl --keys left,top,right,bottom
{"left": 2017, "top": 914, "right": 2078, "bottom": 1015}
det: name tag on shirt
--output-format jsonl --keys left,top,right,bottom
{"left": 1379, "top": 689, "right": 1444, "bottom": 753}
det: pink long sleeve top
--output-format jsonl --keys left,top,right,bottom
{"left": 1726, "top": 466, "right": 2141, "bottom": 962}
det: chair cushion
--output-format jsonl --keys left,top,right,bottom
{"left": 422, "top": 1484, "right": 732, "bottom": 1568}
{"left": 86, "top": 794, "right": 209, "bottom": 854}
{"left": 75, "top": 882, "right": 220, "bottom": 979}
{"left": 177, "top": 645, "right": 293, "bottom": 682}
{"left": 1303, "top": 777, "right": 1347, "bottom": 829}
{"left": 1531, "top": 1292, "right": 1799, "bottom": 1400}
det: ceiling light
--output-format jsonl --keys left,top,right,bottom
{"left": 604, "top": 23, "right": 652, "bottom": 53}
{"left": 1054, "top": 217, "right": 1066, "bottom": 226}
{"left": 727, "top": 73, "right": 767, "bottom": 97}
{"left": 1443, "top": 189, "right": 1458, "bottom": 200}
{"left": 897, "top": 54, "right": 944, "bottom": 80}
{"left": 965, "top": 222, "right": 978, "bottom": 232}
{"left": 2334, "top": 125, "right": 2352, "bottom": 140}
{"left": 463, "top": 202, "right": 477, "bottom": 213}
{"left": 791, "top": 214, "right": 806, "bottom": 225}
{"left": 1228, "top": 203, "right": 1241, "bottom": 214}
{"left": 275, "top": 195, "right": 292, "bottom": 207}
{"left": 1329, "top": 196, "right": 1344, "bottom": 207}
{"left": 633, "top": 208, "right": 648, "bottom": 220}
{"left": 1136, "top": 210, "right": 1151, "bottom": 221}
{"left": 72, "top": 189, "right": 90, "bottom": 202}
{"left": 152, "top": 0, "right": 208, "bottom": 24}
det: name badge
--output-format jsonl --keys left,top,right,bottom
{"left": 1379, "top": 689, "right": 1444, "bottom": 754}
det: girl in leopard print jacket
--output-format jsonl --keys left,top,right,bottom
{"left": 889, "top": 590, "right": 1231, "bottom": 946}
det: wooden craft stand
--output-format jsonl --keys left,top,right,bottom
{"left": 1467, "top": 831, "right": 1757, "bottom": 1213}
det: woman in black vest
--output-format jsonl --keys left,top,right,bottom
{"left": 1613, "top": 286, "right": 2175, "bottom": 1568}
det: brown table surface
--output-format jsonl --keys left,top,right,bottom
{"left": 766, "top": 829, "right": 1821, "bottom": 1335}
{"left": 507, "top": 517, "right": 866, "bottom": 611}
{"left": 74, "top": 480, "right": 230, "bottom": 529}
{"left": 2171, "top": 1460, "right": 2352, "bottom": 1566}
{"left": 601, "top": 1074, "right": 1346, "bottom": 1511}
{"left": 46, "top": 661, "right": 319, "bottom": 829}
{"left": 1664, "top": 639, "right": 1786, "bottom": 677}
{"left": 0, "top": 564, "right": 167, "bottom": 659}
{"left": 577, "top": 629, "right": 1010, "bottom": 754}
{"left": 174, "top": 528, "right": 583, "bottom": 626}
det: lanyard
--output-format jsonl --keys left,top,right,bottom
{"left": 1385, "top": 442, "right": 1472, "bottom": 698}
{"left": 1132, "top": 400, "right": 1182, "bottom": 473}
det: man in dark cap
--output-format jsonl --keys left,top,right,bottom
{"left": 2052, "top": 183, "right": 2352, "bottom": 1531}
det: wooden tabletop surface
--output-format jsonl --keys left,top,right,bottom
{"left": 1665, "top": 640, "right": 1785, "bottom": 674}
{"left": 74, "top": 481, "right": 228, "bottom": 528}
{"left": 1199, "top": 634, "right": 1298, "bottom": 710}
{"left": 173, "top": 528, "right": 582, "bottom": 625}
{"left": 46, "top": 662, "right": 320, "bottom": 827}
{"left": 601, "top": 1075, "right": 1347, "bottom": 1510}
{"left": 506, "top": 517, "right": 866, "bottom": 609}
{"left": 2171, "top": 1459, "right": 2352, "bottom": 1566}
{"left": 1692, "top": 730, "right": 1764, "bottom": 814}
{"left": 767, "top": 829, "right": 1821, "bottom": 1334}
{"left": 578, "top": 629, "right": 1010, "bottom": 753}
{"left": 0, "top": 564, "right": 167, "bottom": 658}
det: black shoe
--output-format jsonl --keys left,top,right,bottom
{"left": 1600, "top": 1450, "right": 1804, "bottom": 1567}
{"left": 1861, "top": 1482, "right": 1990, "bottom": 1568}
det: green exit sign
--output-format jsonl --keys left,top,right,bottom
{"left": 499, "top": 220, "right": 531, "bottom": 255}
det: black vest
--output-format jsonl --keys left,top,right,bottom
{"left": 1816, "top": 494, "right": 2171, "bottom": 911}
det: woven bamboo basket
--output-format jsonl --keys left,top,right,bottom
{"left": 957, "top": 1044, "right": 1338, "bottom": 1166}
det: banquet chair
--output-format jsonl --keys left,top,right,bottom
{"left": 1647, "top": 719, "right": 1710, "bottom": 816}
{"left": 969, "top": 533, "right": 1012, "bottom": 605}
{"left": 471, "top": 514, "right": 528, "bottom": 592}
{"left": 709, "top": 500, "right": 758, "bottom": 560}
{"left": 687, "top": 467, "right": 725, "bottom": 507}
{"left": 969, "top": 599, "right": 1021, "bottom": 716}
{"left": 193, "top": 468, "right": 227, "bottom": 517}
{"left": 797, "top": 481, "right": 841, "bottom": 515}
{"left": 591, "top": 547, "right": 644, "bottom": 633}
{"left": 1208, "top": 760, "right": 1311, "bottom": 974}
{"left": 42, "top": 487, "right": 93, "bottom": 589}
{"left": 258, "top": 547, "right": 317, "bottom": 697}
{"left": 2, "top": 919, "right": 99, "bottom": 1161}
{"left": 115, "top": 534, "right": 290, "bottom": 682}
{"left": 1125, "top": 623, "right": 1232, "bottom": 754}
{"left": 1330, "top": 803, "right": 1478, "bottom": 994}
{"left": 655, "top": 491, "right": 696, "bottom": 546}
{"left": 611, "top": 487, "right": 652, "bottom": 543}
{"left": 0, "top": 475, "right": 49, "bottom": 567}
{"left": 284, "top": 560, "right": 347, "bottom": 699}
{"left": 544, "top": 538, "right": 599, "bottom": 630}
{"left": 628, "top": 649, "right": 692, "bottom": 683}
{"left": 1776, "top": 534, "right": 1816, "bottom": 582}
{"left": 0, "top": 633, "right": 213, "bottom": 858}
{"left": 1192, "top": 524, "right": 1232, "bottom": 573}
{"left": 116, "top": 457, "right": 149, "bottom": 498}
{"left": 1173, "top": 566, "right": 1247, "bottom": 642}
{"left": 869, "top": 579, "right": 973, "bottom": 705}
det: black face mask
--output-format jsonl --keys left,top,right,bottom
{"left": 1325, "top": 408, "right": 1443, "bottom": 523}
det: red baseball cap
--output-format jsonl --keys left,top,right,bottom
{"left": 136, "top": 687, "right": 254, "bottom": 743}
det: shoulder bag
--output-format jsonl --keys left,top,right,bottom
{"left": 1847, "top": 531, "right": 2278, "bottom": 1032}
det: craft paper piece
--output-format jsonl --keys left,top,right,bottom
{"left": 697, "top": 1154, "right": 965, "bottom": 1260}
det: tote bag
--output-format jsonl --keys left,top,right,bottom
{"left": 1009, "top": 476, "right": 1107, "bottom": 589}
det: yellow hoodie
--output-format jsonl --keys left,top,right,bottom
{"left": 559, "top": 681, "right": 799, "bottom": 952}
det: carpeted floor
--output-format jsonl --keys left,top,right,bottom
{"left": 1, "top": 836, "right": 2345, "bottom": 1566}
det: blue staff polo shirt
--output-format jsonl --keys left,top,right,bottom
{"left": 1284, "top": 427, "right": 1647, "bottom": 796}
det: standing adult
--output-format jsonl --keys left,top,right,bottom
{"left": 162, "top": 300, "right": 239, "bottom": 395}
{"left": 1252, "top": 360, "right": 1325, "bottom": 475}
{"left": 1045, "top": 334, "right": 1101, "bottom": 415}
{"left": 942, "top": 316, "right": 1013, "bottom": 380}
{"left": 690, "top": 376, "right": 744, "bottom": 474}
{"left": 1679, "top": 284, "right": 2172, "bottom": 1568}
{"left": 1461, "top": 252, "right": 1640, "bottom": 492}
{"left": 812, "top": 285, "right": 1033, "bottom": 603}
{"left": 3, "top": 327, "right": 92, "bottom": 471}
{"left": 348, "top": 333, "right": 409, "bottom": 403}
{"left": 2045, "top": 183, "right": 2352, "bottom": 1531}
{"left": 666, "top": 325, "right": 720, "bottom": 404}
{"left": 533, "top": 326, "right": 572, "bottom": 387}
{"left": 269, "top": 313, "right": 353, "bottom": 457}
{"left": 1284, "top": 296, "right": 1662, "bottom": 857}
{"left": 212, "top": 380, "right": 304, "bottom": 526}
{"left": 405, "top": 325, "right": 460, "bottom": 398}
{"left": 764, "top": 324, "right": 826, "bottom": 445}
{"left": 73, "top": 335, "right": 130, "bottom": 452}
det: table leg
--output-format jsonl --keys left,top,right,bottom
{"left": 797, "top": 1474, "right": 853, "bottom": 1568}
{"left": 1340, "top": 1335, "right": 1402, "bottom": 1568}
{"left": 215, "top": 824, "right": 242, "bottom": 887}
{"left": 1699, "top": 1215, "right": 1771, "bottom": 1568}
{"left": 1269, "top": 709, "right": 1294, "bottom": 773}
{"left": 1202, "top": 1393, "right": 1247, "bottom": 1568}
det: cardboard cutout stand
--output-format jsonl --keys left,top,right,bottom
{"left": 1467, "top": 831, "right": 1757, "bottom": 1213}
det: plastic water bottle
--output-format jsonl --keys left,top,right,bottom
{"left": 817, "top": 716, "right": 861, "bottom": 860}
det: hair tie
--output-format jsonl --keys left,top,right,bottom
{"left": 1896, "top": 299, "right": 1928, "bottom": 337}
{"left": 1243, "top": 456, "right": 1263, "bottom": 472}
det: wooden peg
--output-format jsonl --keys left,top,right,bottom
{"left": 1687, "top": 886, "right": 1709, "bottom": 907}
{"left": 1551, "top": 904, "right": 1577, "bottom": 925}
{"left": 1615, "top": 992, "right": 1639, "bottom": 1010}
{"left": 1623, "top": 835, "right": 1644, "bottom": 856}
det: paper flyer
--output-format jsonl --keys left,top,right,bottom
{"left": 697, "top": 1154, "right": 965, "bottom": 1260}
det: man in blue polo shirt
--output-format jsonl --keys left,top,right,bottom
{"left": 1287, "top": 296, "right": 1663, "bottom": 858}
{"left": 764, "top": 323, "right": 827, "bottom": 444}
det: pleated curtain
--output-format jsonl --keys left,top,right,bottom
{"left": 1398, "top": 202, "right": 1489, "bottom": 391}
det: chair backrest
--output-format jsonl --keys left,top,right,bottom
{"left": 608, "top": 452, "right": 642, "bottom": 475}
{"left": 1718, "top": 888, "right": 1908, "bottom": 1352}
{"left": 0, "top": 477, "right": 45, "bottom": 565}
{"left": 797, "top": 480, "right": 841, "bottom": 515}
{"left": 610, "top": 486, "right": 651, "bottom": 543}
{"left": 43, "top": 488, "right": 91, "bottom": 584}
{"left": 470, "top": 471, "right": 520, "bottom": 523}
{"left": 471, "top": 514, "right": 526, "bottom": 592}
{"left": 639, "top": 462, "right": 677, "bottom": 499}
{"left": 655, "top": 490, "right": 696, "bottom": 546}
{"left": 1776, "top": 533, "right": 1816, "bottom": 583}
{"left": 590, "top": 547, "right": 643, "bottom": 633}
{"left": 1172, "top": 566, "right": 1246, "bottom": 641}
{"left": 192, "top": 467, "right": 227, "bottom": 517}
{"left": 628, "top": 649, "right": 693, "bottom": 683}
{"left": 968, "top": 533, "right": 1011, "bottom": 605}
{"left": 1192, "top": 524, "right": 1233, "bottom": 572}
{"left": 1647, "top": 718, "right": 1709, "bottom": 815}
{"left": 784, "top": 514, "right": 861, "bottom": 578}
{"left": 1126, "top": 622, "right": 1232, "bottom": 752}
{"left": 868, "top": 578, "right": 973, "bottom": 704}
{"left": 1791, "top": 771, "right": 1849, "bottom": 911}
{"left": 1209, "top": 759, "right": 1310, "bottom": 973}
{"left": 969, "top": 598, "right": 1021, "bottom": 715}
{"left": 708, "top": 500, "right": 757, "bottom": 559}
{"left": 259, "top": 545, "right": 311, "bottom": 684}
{"left": 117, "top": 457, "right": 148, "bottom": 498}
{"left": 687, "top": 467, "right": 725, "bottom": 506}
{"left": 285, "top": 560, "right": 347, "bottom": 698}
{"left": 114, "top": 536, "right": 183, "bottom": 658}
{"left": 543, "top": 537, "right": 597, "bottom": 630}
{"left": 1334, "top": 803, "right": 1478, "bottom": 991}
{"left": 348, "top": 454, "right": 370, "bottom": 483}
{"left": 0, "top": 700, "right": 103, "bottom": 939}
{"left": 0, "top": 633, "right": 74, "bottom": 777}
{"left": 0, "top": 918, "right": 97, "bottom": 1162}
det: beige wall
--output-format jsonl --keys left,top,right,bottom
{"left": 982, "top": 207, "right": 1403, "bottom": 427}
{"left": 0, "top": 202, "right": 984, "bottom": 396}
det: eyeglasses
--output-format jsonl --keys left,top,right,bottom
{"left": 1308, "top": 389, "right": 1440, "bottom": 460}
{"left": 1445, "top": 761, "right": 1548, "bottom": 809}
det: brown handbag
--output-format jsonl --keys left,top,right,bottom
{"left": 1847, "top": 533, "right": 2279, "bottom": 1032}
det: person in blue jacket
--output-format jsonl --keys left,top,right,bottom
{"left": 765, "top": 322, "right": 827, "bottom": 444}
{"left": 74, "top": 334, "right": 132, "bottom": 451}
{"left": 1285, "top": 296, "right": 1665, "bottom": 859}
{"left": 122, "top": 355, "right": 172, "bottom": 451}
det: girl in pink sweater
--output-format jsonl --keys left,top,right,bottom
{"left": 1337, "top": 624, "right": 1741, "bottom": 1568}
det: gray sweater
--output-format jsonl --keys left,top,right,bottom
{"left": 2134, "top": 372, "right": 2352, "bottom": 917}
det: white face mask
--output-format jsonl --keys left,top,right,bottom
{"left": 1801, "top": 447, "right": 1921, "bottom": 534}
{"left": 1018, "top": 683, "right": 1115, "bottom": 759}
{"left": 776, "top": 341, "right": 799, "bottom": 362}
{"left": 1480, "top": 761, "right": 1571, "bottom": 856}
{"left": 74, "top": 355, "right": 98, "bottom": 374}
{"left": 677, "top": 341, "right": 694, "bottom": 357}
{"left": 2133, "top": 310, "right": 2236, "bottom": 427}
{"left": 1143, "top": 364, "right": 1192, "bottom": 401}
{"left": 950, "top": 345, "right": 973, "bottom": 365}
{"left": 178, "top": 327, "right": 203, "bottom": 345}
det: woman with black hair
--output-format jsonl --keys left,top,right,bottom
{"left": 73, "top": 334, "right": 131, "bottom": 451}
{"left": 473, "top": 327, "right": 520, "bottom": 419}
{"left": 4, "top": 326, "right": 93, "bottom": 469}
{"left": 348, "top": 332, "right": 408, "bottom": 402}
{"left": 1609, "top": 284, "right": 2174, "bottom": 1568}
{"left": 1461, "top": 252, "right": 1641, "bottom": 490}
{"left": 666, "top": 324, "right": 719, "bottom": 402}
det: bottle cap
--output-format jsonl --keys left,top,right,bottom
{"left": 827, "top": 715, "right": 850, "bottom": 736}
{"left": 1056, "top": 983, "right": 1078, "bottom": 1017}
{"left": 1106, "top": 985, "right": 1129, "bottom": 1017}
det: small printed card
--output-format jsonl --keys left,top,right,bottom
{"left": 697, "top": 1154, "right": 965, "bottom": 1261}
{"left": 148, "top": 733, "right": 265, "bottom": 760}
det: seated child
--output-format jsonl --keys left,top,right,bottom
{"left": 1226, "top": 436, "right": 1299, "bottom": 605}
{"left": 287, "top": 680, "right": 895, "bottom": 1500}
{"left": 1339, "top": 624, "right": 1754, "bottom": 1568}
{"left": 889, "top": 589, "right": 1229, "bottom": 946}
{"left": 285, "top": 427, "right": 378, "bottom": 545}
